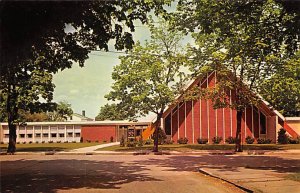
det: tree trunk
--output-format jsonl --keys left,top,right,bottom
{"left": 6, "top": 85, "right": 18, "bottom": 154}
{"left": 235, "top": 109, "right": 243, "bottom": 152}
{"left": 153, "top": 112, "right": 163, "bottom": 152}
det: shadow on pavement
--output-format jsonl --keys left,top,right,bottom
{"left": 1, "top": 159, "right": 160, "bottom": 193}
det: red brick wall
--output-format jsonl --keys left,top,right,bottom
{"left": 81, "top": 125, "right": 116, "bottom": 142}
{"left": 186, "top": 101, "right": 193, "bottom": 143}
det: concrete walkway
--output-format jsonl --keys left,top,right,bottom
{"left": 70, "top": 142, "right": 119, "bottom": 153}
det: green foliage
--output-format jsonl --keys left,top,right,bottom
{"left": 126, "top": 141, "right": 137, "bottom": 147}
{"left": 212, "top": 136, "right": 222, "bottom": 144}
{"left": 1, "top": 1, "right": 170, "bottom": 153}
{"left": 157, "top": 128, "right": 167, "bottom": 145}
{"left": 106, "top": 19, "right": 188, "bottom": 119}
{"left": 245, "top": 136, "right": 255, "bottom": 144}
{"left": 197, "top": 138, "right": 208, "bottom": 144}
{"left": 110, "top": 136, "right": 114, "bottom": 143}
{"left": 277, "top": 128, "right": 289, "bottom": 144}
{"left": 225, "top": 137, "right": 236, "bottom": 144}
{"left": 138, "top": 136, "right": 144, "bottom": 147}
{"left": 95, "top": 103, "right": 135, "bottom": 121}
{"left": 47, "top": 101, "right": 73, "bottom": 121}
{"left": 257, "top": 138, "right": 272, "bottom": 144}
{"left": 177, "top": 137, "right": 188, "bottom": 144}
{"left": 261, "top": 52, "right": 300, "bottom": 117}
{"left": 144, "top": 139, "right": 153, "bottom": 145}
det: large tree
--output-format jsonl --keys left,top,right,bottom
{"left": 260, "top": 51, "right": 300, "bottom": 117}
{"left": 0, "top": 1, "right": 170, "bottom": 153}
{"left": 174, "top": 0, "right": 300, "bottom": 151}
{"left": 106, "top": 20, "right": 188, "bottom": 152}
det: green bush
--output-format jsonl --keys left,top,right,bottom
{"left": 57, "top": 141, "right": 61, "bottom": 143}
{"left": 288, "top": 137, "right": 300, "bottom": 144}
{"left": 80, "top": 137, "right": 83, "bottom": 143}
{"left": 110, "top": 136, "right": 114, "bottom": 142}
{"left": 197, "top": 138, "right": 208, "bottom": 144}
{"left": 225, "top": 136, "right": 236, "bottom": 144}
{"left": 212, "top": 136, "right": 222, "bottom": 144}
{"left": 245, "top": 136, "right": 255, "bottom": 144}
{"left": 120, "top": 136, "right": 125, "bottom": 147}
{"left": 35, "top": 141, "right": 39, "bottom": 144}
{"left": 22, "top": 141, "right": 26, "bottom": 144}
{"left": 16, "top": 142, "right": 20, "bottom": 144}
{"left": 278, "top": 128, "right": 289, "bottom": 144}
{"left": 49, "top": 141, "right": 53, "bottom": 143}
{"left": 177, "top": 137, "right": 188, "bottom": 144}
{"left": 72, "top": 141, "right": 76, "bottom": 143}
{"left": 41, "top": 141, "right": 45, "bottom": 143}
{"left": 257, "top": 138, "right": 272, "bottom": 144}
{"left": 86, "top": 140, "right": 91, "bottom": 143}
{"left": 64, "top": 141, "right": 68, "bottom": 143}
{"left": 144, "top": 139, "right": 153, "bottom": 145}
{"left": 157, "top": 128, "right": 167, "bottom": 145}
{"left": 95, "top": 140, "right": 99, "bottom": 143}
{"left": 103, "top": 140, "right": 107, "bottom": 143}
{"left": 138, "top": 136, "right": 144, "bottom": 147}
{"left": 126, "top": 141, "right": 137, "bottom": 147}
{"left": 29, "top": 141, "right": 32, "bottom": 144}
{"left": 164, "top": 139, "right": 174, "bottom": 144}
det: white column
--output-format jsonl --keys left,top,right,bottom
{"left": 230, "top": 90, "right": 233, "bottom": 136}
{"left": 177, "top": 104, "right": 179, "bottom": 139}
{"left": 245, "top": 107, "right": 247, "bottom": 138}
{"left": 48, "top": 126, "right": 50, "bottom": 141}
{"left": 72, "top": 125, "right": 75, "bottom": 141}
{"left": 252, "top": 105, "right": 254, "bottom": 137}
{"left": 64, "top": 125, "right": 67, "bottom": 142}
{"left": 171, "top": 109, "right": 173, "bottom": 140}
{"left": 33, "top": 126, "right": 35, "bottom": 142}
{"left": 184, "top": 102, "right": 187, "bottom": 138}
{"left": 192, "top": 101, "right": 194, "bottom": 144}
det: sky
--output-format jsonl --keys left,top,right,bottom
{"left": 52, "top": 23, "right": 152, "bottom": 120}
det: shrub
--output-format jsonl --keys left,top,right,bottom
{"left": 278, "top": 128, "right": 289, "bottom": 144}
{"left": 257, "top": 138, "right": 272, "bottom": 144}
{"left": 197, "top": 138, "right": 208, "bottom": 144}
{"left": 288, "top": 137, "right": 300, "bottom": 144}
{"left": 138, "top": 136, "right": 143, "bottom": 147}
{"left": 144, "top": 139, "right": 153, "bottom": 145}
{"left": 29, "top": 141, "right": 32, "bottom": 144}
{"left": 164, "top": 139, "right": 174, "bottom": 144}
{"left": 103, "top": 140, "right": 107, "bottom": 143}
{"left": 35, "top": 141, "right": 39, "bottom": 144}
{"left": 245, "top": 136, "right": 255, "bottom": 144}
{"left": 225, "top": 137, "right": 236, "bottom": 144}
{"left": 49, "top": 141, "right": 53, "bottom": 143}
{"left": 16, "top": 142, "right": 20, "bottom": 144}
{"left": 80, "top": 137, "right": 83, "bottom": 143}
{"left": 86, "top": 140, "right": 91, "bottom": 143}
{"left": 126, "top": 141, "right": 137, "bottom": 147}
{"left": 152, "top": 128, "right": 167, "bottom": 145}
{"left": 110, "top": 136, "right": 114, "bottom": 142}
{"left": 57, "top": 141, "right": 61, "bottom": 143}
{"left": 95, "top": 140, "right": 99, "bottom": 143}
{"left": 212, "top": 136, "right": 222, "bottom": 144}
{"left": 72, "top": 141, "right": 76, "bottom": 143}
{"left": 120, "top": 136, "right": 125, "bottom": 147}
{"left": 64, "top": 141, "right": 68, "bottom": 143}
{"left": 0, "top": 142, "right": 4, "bottom": 144}
{"left": 22, "top": 141, "right": 26, "bottom": 144}
{"left": 177, "top": 137, "right": 188, "bottom": 144}
{"left": 41, "top": 141, "right": 45, "bottom": 143}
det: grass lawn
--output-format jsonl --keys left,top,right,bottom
{"left": 0, "top": 142, "right": 100, "bottom": 152}
{"left": 285, "top": 172, "right": 300, "bottom": 182}
{"left": 96, "top": 144, "right": 300, "bottom": 152}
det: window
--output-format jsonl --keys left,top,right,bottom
{"left": 51, "top": 133, "right": 57, "bottom": 138}
{"left": 260, "top": 112, "right": 266, "bottom": 135}
{"left": 4, "top": 134, "right": 9, "bottom": 138}
{"left": 165, "top": 114, "right": 171, "bottom": 135}
{"left": 43, "top": 133, "right": 49, "bottom": 138}
{"left": 59, "top": 133, "right": 64, "bottom": 138}
{"left": 35, "top": 126, "right": 41, "bottom": 130}
{"left": 35, "top": 133, "right": 41, "bottom": 138}
{"left": 136, "top": 129, "right": 141, "bottom": 136}
{"left": 75, "top": 133, "right": 80, "bottom": 137}
{"left": 27, "top": 134, "right": 33, "bottom": 138}
{"left": 67, "top": 133, "right": 73, "bottom": 137}
{"left": 20, "top": 134, "right": 25, "bottom": 138}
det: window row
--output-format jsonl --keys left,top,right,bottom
{"left": 16, "top": 133, "right": 81, "bottom": 138}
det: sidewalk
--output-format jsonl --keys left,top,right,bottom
{"left": 69, "top": 142, "right": 120, "bottom": 153}
{"left": 198, "top": 154, "right": 300, "bottom": 193}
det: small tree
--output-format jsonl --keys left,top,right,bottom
{"left": 106, "top": 19, "right": 188, "bottom": 152}
{"left": 277, "top": 128, "right": 289, "bottom": 144}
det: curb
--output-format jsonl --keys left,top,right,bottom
{"left": 198, "top": 168, "right": 253, "bottom": 193}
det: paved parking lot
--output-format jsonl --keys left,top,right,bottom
{"left": 1, "top": 154, "right": 243, "bottom": 193}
